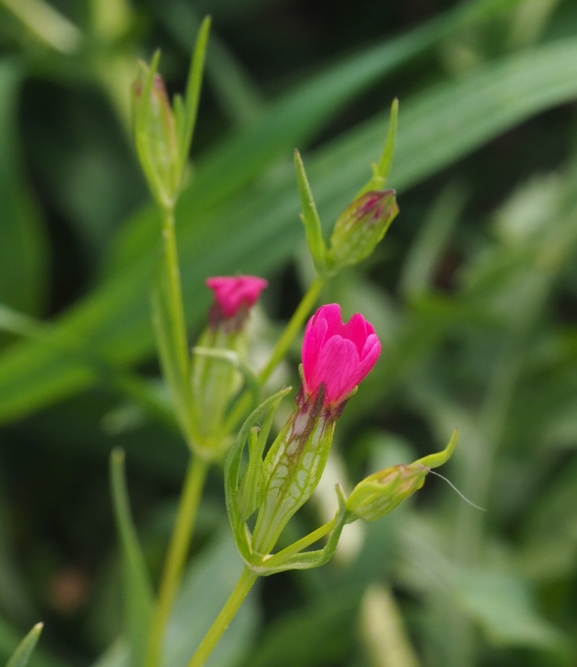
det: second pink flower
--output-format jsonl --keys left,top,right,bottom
{"left": 302, "top": 304, "right": 381, "bottom": 407}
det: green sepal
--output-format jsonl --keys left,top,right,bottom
{"left": 189, "top": 342, "right": 259, "bottom": 459}
{"left": 356, "top": 98, "right": 399, "bottom": 197}
{"left": 176, "top": 16, "right": 211, "bottom": 177}
{"left": 192, "top": 346, "right": 260, "bottom": 409}
{"left": 416, "top": 427, "right": 458, "bottom": 468}
{"left": 132, "top": 51, "right": 179, "bottom": 208}
{"left": 294, "top": 149, "right": 327, "bottom": 275}
{"left": 131, "top": 17, "right": 210, "bottom": 207}
{"left": 251, "top": 390, "right": 336, "bottom": 556}
{"left": 327, "top": 189, "right": 399, "bottom": 272}
{"left": 249, "top": 486, "right": 350, "bottom": 575}
{"left": 225, "top": 388, "right": 292, "bottom": 565}
{"left": 236, "top": 388, "right": 280, "bottom": 521}
{"left": 6, "top": 623, "right": 43, "bottom": 667}
{"left": 346, "top": 429, "right": 458, "bottom": 522}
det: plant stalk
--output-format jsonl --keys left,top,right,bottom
{"left": 145, "top": 456, "right": 209, "bottom": 667}
{"left": 187, "top": 567, "right": 257, "bottom": 667}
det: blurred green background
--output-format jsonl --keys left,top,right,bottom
{"left": 1, "top": 0, "right": 577, "bottom": 666}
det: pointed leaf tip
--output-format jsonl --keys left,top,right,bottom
{"left": 417, "top": 428, "right": 459, "bottom": 469}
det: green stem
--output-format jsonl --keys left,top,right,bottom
{"left": 259, "top": 274, "right": 326, "bottom": 384}
{"left": 264, "top": 515, "right": 337, "bottom": 568}
{"left": 187, "top": 567, "right": 257, "bottom": 667}
{"left": 161, "top": 206, "right": 191, "bottom": 388}
{"left": 223, "top": 275, "right": 326, "bottom": 434}
{"left": 145, "top": 456, "right": 209, "bottom": 667}
{"left": 155, "top": 205, "right": 199, "bottom": 446}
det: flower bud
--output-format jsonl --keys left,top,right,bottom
{"left": 190, "top": 276, "right": 267, "bottom": 455}
{"left": 328, "top": 190, "right": 399, "bottom": 271}
{"left": 249, "top": 305, "right": 381, "bottom": 556}
{"left": 346, "top": 464, "right": 427, "bottom": 522}
{"left": 346, "top": 431, "right": 458, "bottom": 522}
{"left": 302, "top": 304, "right": 380, "bottom": 411}
{"left": 206, "top": 275, "right": 268, "bottom": 332}
{"left": 132, "top": 59, "right": 179, "bottom": 207}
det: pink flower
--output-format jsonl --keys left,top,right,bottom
{"left": 206, "top": 275, "right": 268, "bottom": 319}
{"left": 302, "top": 304, "right": 381, "bottom": 406}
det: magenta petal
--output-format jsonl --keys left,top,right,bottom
{"left": 206, "top": 275, "right": 268, "bottom": 318}
{"left": 302, "top": 316, "right": 327, "bottom": 392}
{"left": 311, "top": 336, "right": 360, "bottom": 404}
{"left": 342, "top": 313, "right": 374, "bottom": 354}
{"left": 301, "top": 303, "right": 381, "bottom": 407}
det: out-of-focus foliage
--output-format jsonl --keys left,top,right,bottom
{"left": 1, "top": 0, "right": 577, "bottom": 666}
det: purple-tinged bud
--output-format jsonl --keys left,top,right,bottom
{"left": 132, "top": 61, "right": 179, "bottom": 206}
{"left": 328, "top": 190, "right": 399, "bottom": 271}
{"left": 346, "top": 464, "right": 428, "bottom": 522}
{"left": 346, "top": 431, "right": 458, "bottom": 522}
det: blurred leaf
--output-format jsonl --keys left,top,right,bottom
{"left": 158, "top": 0, "right": 264, "bottom": 126}
{"left": 0, "top": 618, "right": 61, "bottom": 667}
{"left": 247, "top": 588, "right": 362, "bottom": 667}
{"left": 0, "top": 0, "right": 82, "bottom": 54}
{"left": 91, "top": 640, "right": 128, "bottom": 667}
{"left": 359, "top": 585, "right": 420, "bottom": 667}
{"left": 0, "top": 59, "right": 48, "bottom": 319}
{"left": 5, "top": 624, "right": 42, "bottom": 667}
{"left": 165, "top": 529, "right": 259, "bottom": 667}
{"left": 110, "top": 450, "right": 154, "bottom": 667}
{"left": 399, "top": 183, "right": 468, "bottom": 301}
{"left": 3, "top": 36, "right": 577, "bottom": 423}
{"left": 518, "top": 458, "right": 577, "bottom": 581}
{"left": 453, "top": 569, "right": 568, "bottom": 651}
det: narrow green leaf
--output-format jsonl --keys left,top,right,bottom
{"left": 151, "top": 284, "right": 194, "bottom": 443}
{"left": 6, "top": 624, "right": 43, "bottom": 667}
{"left": 157, "top": 0, "right": 264, "bottom": 126}
{"left": 356, "top": 98, "right": 398, "bottom": 197}
{"left": 178, "top": 15, "right": 211, "bottom": 175}
{"left": 109, "top": 449, "right": 154, "bottom": 667}
{"left": 0, "top": 59, "right": 48, "bottom": 321}
{"left": 294, "top": 149, "right": 326, "bottom": 273}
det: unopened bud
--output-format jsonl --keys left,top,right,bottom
{"left": 132, "top": 60, "right": 179, "bottom": 207}
{"left": 346, "top": 464, "right": 427, "bottom": 522}
{"left": 189, "top": 277, "right": 267, "bottom": 456}
{"left": 346, "top": 430, "right": 458, "bottom": 522}
{"left": 328, "top": 190, "right": 399, "bottom": 271}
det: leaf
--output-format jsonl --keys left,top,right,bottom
{"left": 247, "top": 588, "right": 362, "bottom": 667}
{"left": 5, "top": 624, "right": 43, "bottom": 667}
{"left": 0, "top": 58, "right": 48, "bottom": 320}
{"left": 0, "top": 619, "right": 61, "bottom": 667}
{"left": 109, "top": 449, "right": 154, "bottom": 667}
{"left": 453, "top": 569, "right": 568, "bottom": 651}
{"left": 3, "top": 36, "right": 577, "bottom": 422}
